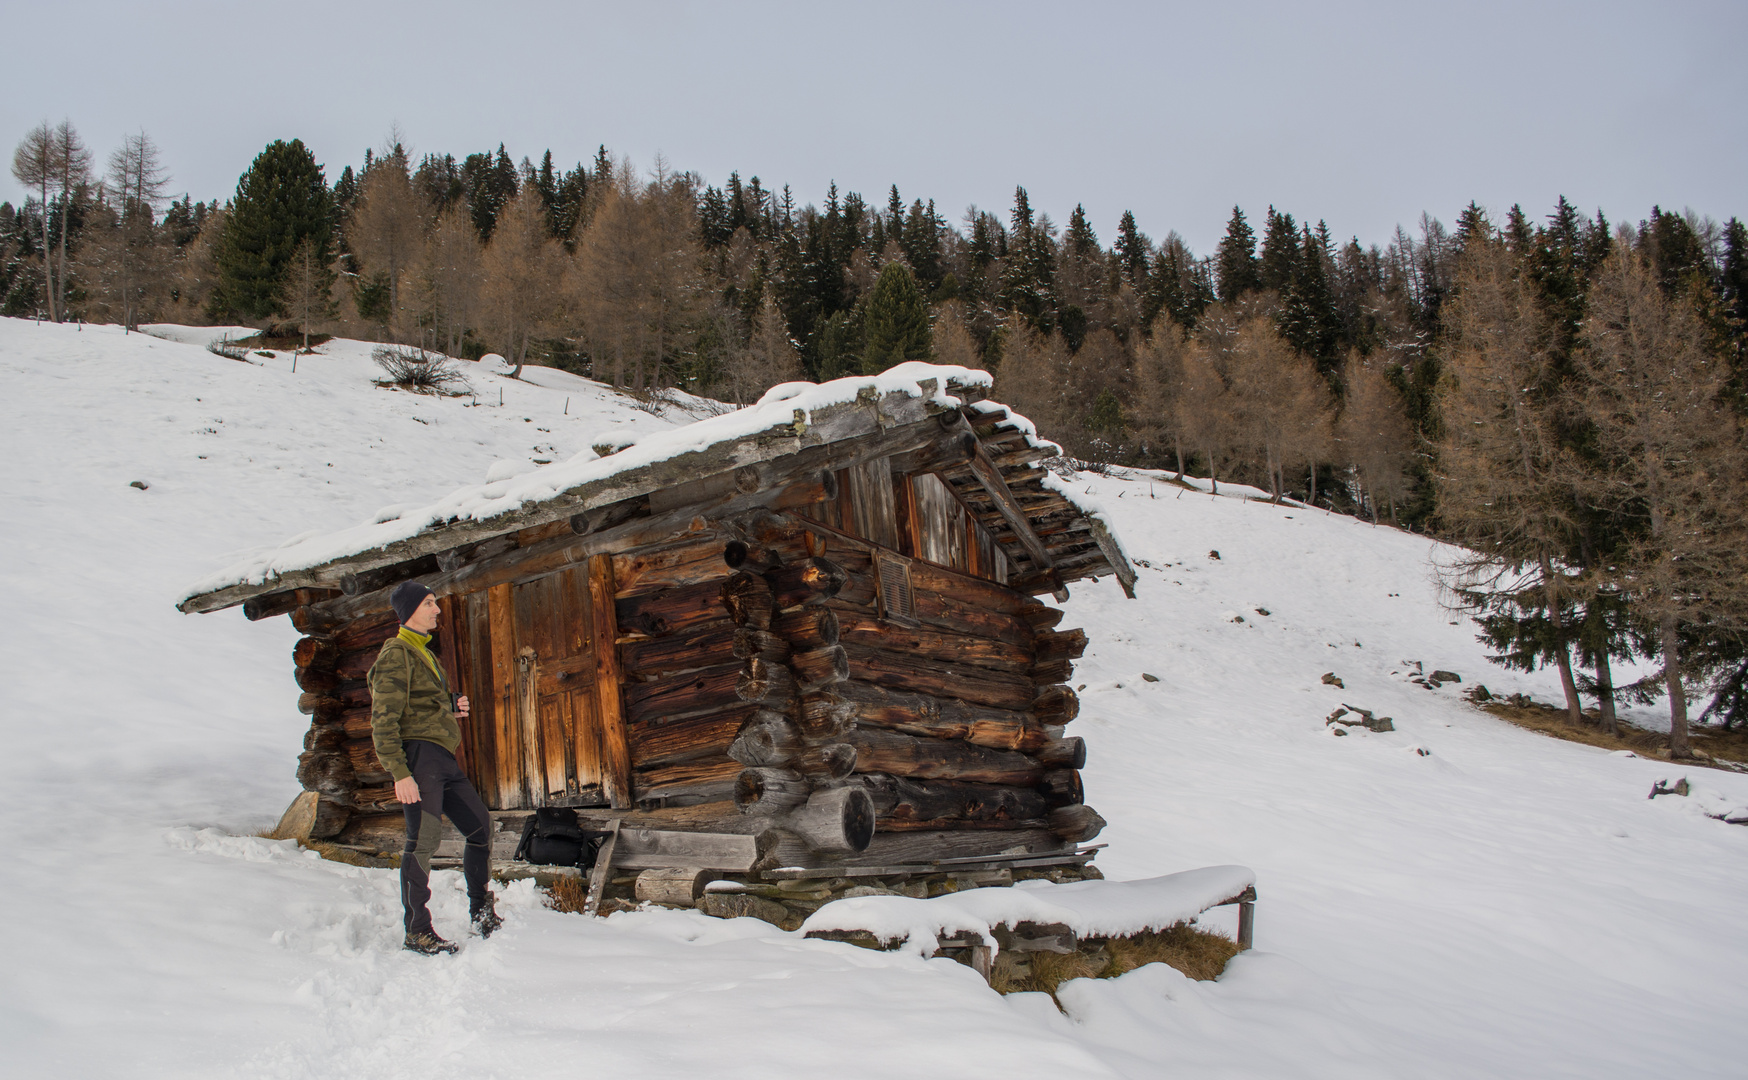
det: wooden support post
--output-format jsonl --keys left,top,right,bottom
{"left": 588, "top": 554, "right": 633, "bottom": 809}
{"left": 968, "top": 944, "right": 994, "bottom": 982}
{"left": 583, "top": 818, "right": 621, "bottom": 917}
{"left": 1238, "top": 894, "right": 1256, "bottom": 950}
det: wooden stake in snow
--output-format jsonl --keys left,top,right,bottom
{"left": 565, "top": 397, "right": 569, "bottom": 415}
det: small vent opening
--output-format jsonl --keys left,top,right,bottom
{"left": 876, "top": 552, "right": 917, "bottom": 625}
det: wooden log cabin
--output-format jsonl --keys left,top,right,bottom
{"left": 180, "top": 364, "right": 1137, "bottom": 873}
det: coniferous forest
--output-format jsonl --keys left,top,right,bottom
{"left": 7, "top": 123, "right": 1748, "bottom": 752}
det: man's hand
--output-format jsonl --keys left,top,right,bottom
{"left": 455, "top": 695, "right": 470, "bottom": 718}
{"left": 394, "top": 776, "right": 421, "bottom": 804}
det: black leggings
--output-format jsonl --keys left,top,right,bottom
{"left": 399, "top": 740, "right": 492, "bottom": 935}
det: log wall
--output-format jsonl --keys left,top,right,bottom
{"left": 279, "top": 409, "right": 1106, "bottom": 861}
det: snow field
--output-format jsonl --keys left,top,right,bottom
{"left": 2, "top": 317, "right": 1746, "bottom": 1078}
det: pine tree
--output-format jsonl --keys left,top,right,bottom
{"left": 862, "top": 260, "right": 931, "bottom": 373}
{"left": 1455, "top": 201, "right": 1492, "bottom": 247}
{"left": 1215, "top": 206, "right": 1260, "bottom": 302}
{"left": 215, "top": 139, "right": 334, "bottom": 321}
{"left": 1258, "top": 206, "right": 1300, "bottom": 294}
{"left": 1114, "top": 210, "right": 1148, "bottom": 286}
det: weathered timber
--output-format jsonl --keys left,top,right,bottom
{"left": 792, "top": 742, "right": 857, "bottom": 781}
{"left": 346, "top": 740, "right": 391, "bottom": 784}
{"left": 1036, "top": 736, "right": 1087, "bottom": 769}
{"left": 813, "top": 681, "right": 1049, "bottom": 751}
{"left": 784, "top": 786, "right": 876, "bottom": 853}
{"left": 570, "top": 495, "right": 649, "bottom": 536}
{"left": 722, "top": 540, "right": 782, "bottom": 572}
{"left": 797, "top": 693, "right": 856, "bottom": 740}
{"left": 733, "top": 629, "right": 791, "bottom": 665}
{"left": 1033, "top": 684, "right": 1080, "bottom": 725}
{"left": 841, "top": 642, "right": 1038, "bottom": 712}
{"left": 303, "top": 720, "right": 347, "bottom": 752}
{"left": 620, "top": 619, "right": 739, "bottom": 677}
{"left": 633, "top": 755, "right": 741, "bottom": 804}
{"left": 296, "top": 750, "right": 355, "bottom": 799}
{"left": 722, "top": 572, "right": 774, "bottom": 630}
{"left": 790, "top": 646, "right": 850, "bottom": 693}
{"left": 772, "top": 606, "right": 839, "bottom": 651}
{"left": 611, "top": 827, "right": 771, "bottom": 872}
{"left": 615, "top": 578, "right": 730, "bottom": 637}
{"left": 835, "top": 612, "right": 1031, "bottom": 674}
{"left": 734, "top": 767, "right": 809, "bottom": 814}
{"left": 341, "top": 555, "right": 440, "bottom": 597}
{"left": 726, "top": 712, "right": 805, "bottom": 767}
{"left": 333, "top": 645, "right": 385, "bottom": 681}
{"left": 434, "top": 534, "right": 517, "bottom": 573}
{"left": 845, "top": 728, "right": 1043, "bottom": 785}
{"left": 180, "top": 389, "right": 960, "bottom": 615}
{"left": 247, "top": 588, "right": 342, "bottom": 622}
{"left": 588, "top": 553, "right": 634, "bottom": 810}
{"left": 293, "top": 666, "right": 344, "bottom": 693}
{"left": 583, "top": 819, "right": 620, "bottom": 917}
{"left": 622, "top": 663, "right": 745, "bottom": 725}
{"left": 1085, "top": 514, "right": 1139, "bottom": 598}
{"left": 340, "top": 708, "right": 373, "bottom": 739}
{"left": 766, "top": 557, "right": 848, "bottom": 611}
{"left": 1040, "top": 769, "right": 1083, "bottom": 807}
{"left": 616, "top": 538, "right": 737, "bottom": 595}
{"left": 804, "top": 827, "right": 1066, "bottom": 869}
{"left": 848, "top": 773, "right": 1049, "bottom": 825}
{"left": 1035, "top": 628, "right": 1088, "bottom": 664}
{"left": 628, "top": 704, "right": 759, "bottom": 767}
{"left": 1047, "top": 804, "right": 1106, "bottom": 843}
{"left": 292, "top": 636, "right": 338, "bottom": 669}
{"left": 1031, "top": 658, "right": 1076, "bottom": 685}
{"left": 736, "top": 658, "right": 795, "bottom": 704}
{"left": 635, "top": 867, "right": 712, "bottom": 906}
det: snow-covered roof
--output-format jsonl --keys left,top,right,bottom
{"left": 180, "top": 362, "right": 1133, "bottom": 613}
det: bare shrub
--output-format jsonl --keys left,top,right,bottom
{"left": 207, "top": 336, "right": 248, "bottom": 361}
{"left": 372, "top": 344, "right": 469, "bottom": 395}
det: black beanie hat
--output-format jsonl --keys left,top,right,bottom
{"left": 390, "top": 581, "right": 434, "bottom": 625}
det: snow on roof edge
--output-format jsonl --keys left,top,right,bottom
{"left": 180, "top": 363, "right": 997, "bottom": 604}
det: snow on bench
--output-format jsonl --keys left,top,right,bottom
{"left": 799, "top": 864, "right": 1257, "bottom": 972}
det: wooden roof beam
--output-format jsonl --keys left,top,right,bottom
{"left": 964, "top": 440, "right": 1067, "bottom": 601}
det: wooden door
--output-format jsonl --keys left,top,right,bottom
{"left": 459, "top": 555, "right": 631, "bottom": 810}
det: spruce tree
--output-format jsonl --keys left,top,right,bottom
{"left": 862, "top": 260, "right": 931, "bottom": 373}
{"left": 1258, "top": 206, "right": 1300, "bottom": 294}
{"left": 214, "top": 139, "right": 334, "bottom": 321}
{"left": 1215, "top": 206, "right": 1260, "bottom": 302}
{"left": 1114, "top": 210, "right": 1148, "bottom": 286}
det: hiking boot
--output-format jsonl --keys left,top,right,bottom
{"left": 471, "top": 894, "right": 502, "bottom": 939}
{"left": 404, "top": 931, "right": 458, "bottom": 956}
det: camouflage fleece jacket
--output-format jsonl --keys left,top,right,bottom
{"left": 367, "top": 626, "right": 461, "bottom": 782}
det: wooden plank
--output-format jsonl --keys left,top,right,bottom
{"left": 894, "top": 472, "right": 923, "bottom": 560}
{"left": 583, "top": 818, "right": 620, "bottom": 917}
{"left": 512, "top": 580, "right": 544, "bottom": 805}
{"left": 845, "top": 456, "right": 899, "bottom": 550}
{"left": 487, "top": 583, "right": 523, "bottom": 808}
{"left": 611, "top": 827, "right": 760, "bottom": 871}
{"left": 589, "top": 553, "right": 634, "bottom": 809}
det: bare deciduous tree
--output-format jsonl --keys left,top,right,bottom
{"left": 1338, "top": 351, "right": 1414, "bottom": 522}
{"left": 348, "top": 146, "right": 424, "bottom": 340}
{"left": 278, "top": 237, "right": 336, "bottom": 351}
{"left": 49, "top": 121, "right": 93, "bottom": 322}
{"left": 11, "top": 122, "right": 57, "bottom": 319}
{"left": 416, "top": 206, "right": 482, "bottom": 357}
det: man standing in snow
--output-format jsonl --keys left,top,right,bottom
{"left": 369, "top": 581, "right": 501, "bottom": 955}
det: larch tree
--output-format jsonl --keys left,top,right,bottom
{"left": 1134, "top": 318, "right": 1190, "bottom": 477}
{"left": 1337, "top": 351, "right": 1415, "bottom": 523}
{"left": 277, "top": 237, "right": 336, "bottom": 351}
{"left": 1220, "top": 312, "right": 1332, "bottom": 501}
{"left": 49, "top": 121, "right": 93, "bottom": 322}
{"left": 1572, "top": 245, "right": 1748, "bottom": 756}
{"left": 479, "top": 188, "right": 567, "bottom": 378}
{"left": 347, "top": 146, "right": 424, "bottom": 340}
{"left": 11, "top": 122, "right": 57, "bottom": 319}
{"left": 1435, "top": 236, "right": 1587, "bottom": 725}
{"left": 416, "top": 206, "right": 482, "bottom": 357}
{"left": 104, "top": 131, "right": 170, "bottom": 330}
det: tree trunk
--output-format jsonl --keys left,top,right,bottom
{"left": 1662, "top": 613, "right": 1691, "bottom": 758}
{"left": 1538, "top": 554, "right": 1583, "bottom": 726}
{"left": 1594, "top": 650, "right": 1618, "bottom": 735}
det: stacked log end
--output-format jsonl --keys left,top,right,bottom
{"left": 288, "top": 605, "right": 400, "bottom": 838}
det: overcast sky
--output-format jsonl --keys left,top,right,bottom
{"left": 2, "top": 0, "right": 1742, "bottom": 254}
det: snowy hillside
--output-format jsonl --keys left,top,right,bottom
{"left": 2, "top": 317, "right": 1745, "bottom": 1079}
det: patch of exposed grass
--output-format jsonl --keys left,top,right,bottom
{"left": 1481, "top": 700, "right": 1748, "bottom": 770}
{"left": 544, "top": 876, "right": 590, "bottom": 913}
{"left": 987, "top": 923, "right": 1241, "bottom": 1000}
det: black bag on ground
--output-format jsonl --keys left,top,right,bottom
{"left": 513, "top": 808, "right": 601, "bottom": 868}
